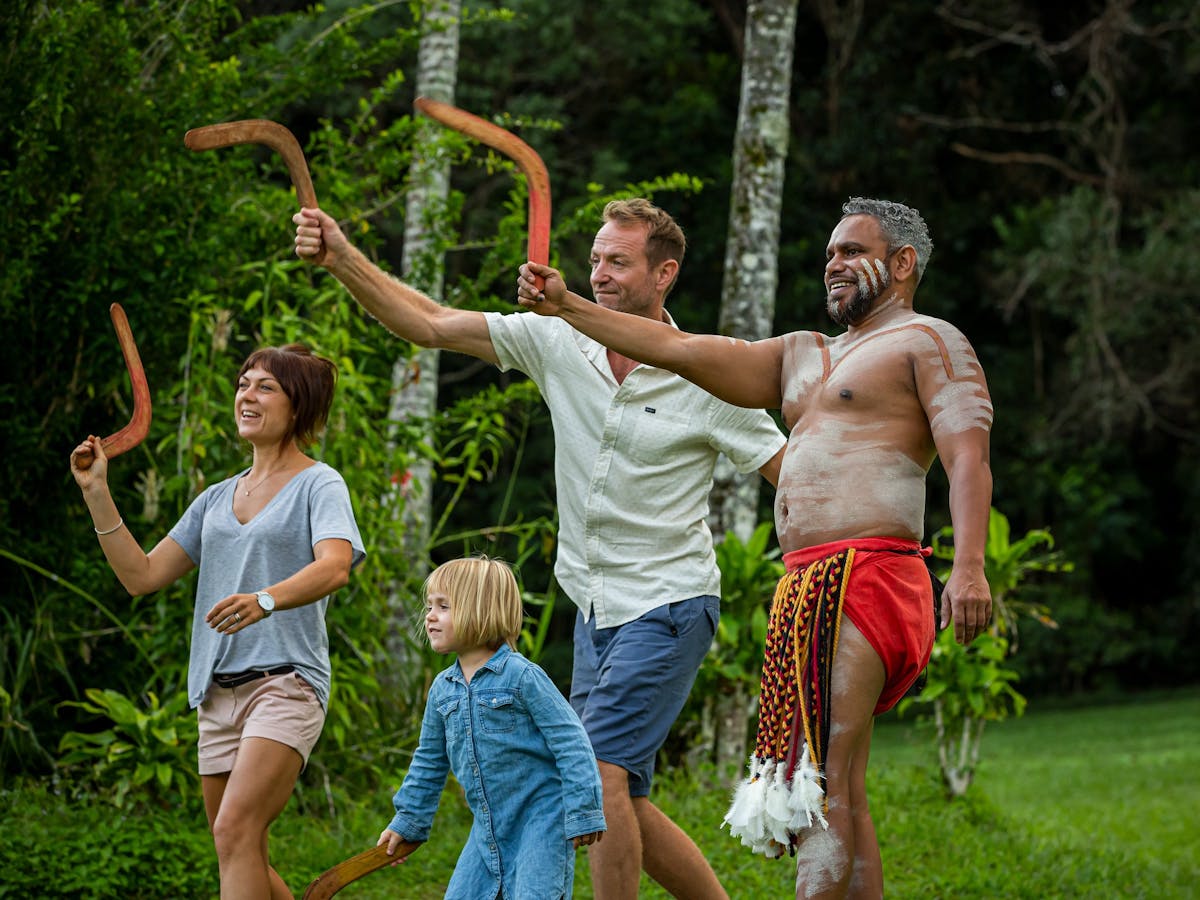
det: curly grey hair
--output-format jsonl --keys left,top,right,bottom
{"left": 841, "top": 197, "right": 933, "bottom": 283}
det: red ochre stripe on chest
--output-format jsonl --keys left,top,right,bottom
{"left": 815, "top": 324, "right": 956, "bottom": 384}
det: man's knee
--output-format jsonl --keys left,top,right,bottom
{"left": 598, "top": 760, "right": 631, "bottom": 796}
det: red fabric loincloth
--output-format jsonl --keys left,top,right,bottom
{"left": 723, "top": 537, "right": 937, "bottom": 857}
{"left": 783, "top": 537, "right": 936, "bottom": 715}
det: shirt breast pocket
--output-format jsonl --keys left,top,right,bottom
{"left": 476, "top": 692, "right": 516, "bottom": 734}
{"left": 436, "top": 697, "right": 462, "bottom": 744}
{"left": 626, "top": 407, "right": 696, "bottom": 466}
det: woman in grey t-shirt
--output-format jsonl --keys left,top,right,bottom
{"left": 71, "top": 343, "right": 365, "bottom": 898}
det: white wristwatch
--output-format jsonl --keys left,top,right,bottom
{"left": 255, "top": 590, "right": 276, "bottom": 617}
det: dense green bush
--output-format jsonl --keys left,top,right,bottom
{"left": 57, "top": 688, "right": 200, "bottom": 811}
{"left": 0, "top": 781, "right": 216, "bottom": 898}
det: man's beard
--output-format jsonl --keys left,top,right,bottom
{"left": 827, "top": 289, "right": 874, "bottom": 326}
{"left": 827, "top": 261, "right": 890, "bottom": 326}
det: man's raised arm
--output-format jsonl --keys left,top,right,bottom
{"left": 517, "top": 261, "right": 784, "bottom": 410}
{"left": 295, "top": 207, "right": 498, "bottom": 364}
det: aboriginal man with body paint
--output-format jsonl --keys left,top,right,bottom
{"left": 516, "top": 197, "right": 993, "bottom": 900}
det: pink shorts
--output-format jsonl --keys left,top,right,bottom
{"left": 196, "top": 671, "right": 325, "bottom": 775}
{"left": 784, "top": 537, "right": 935, "bottom": 715}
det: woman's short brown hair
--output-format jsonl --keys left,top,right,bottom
{"left": 237, "top": 343, "right": 337, "bottom": 448}
{"left": 423, "top": 555, "right": 523, "bottom": 651}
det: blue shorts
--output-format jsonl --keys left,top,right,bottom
{"left": 570, "top": 595, "right": 719, "bottom": 797}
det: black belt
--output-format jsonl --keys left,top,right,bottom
{"left": 212, "top": 665, "right": 295, "bottom": 689}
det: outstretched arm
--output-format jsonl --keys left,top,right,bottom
{"left": 517, "top": 261, "right": 785, "bottom": 410}
{"left": 295, "top": 207, "right": 498, "bottom": 364}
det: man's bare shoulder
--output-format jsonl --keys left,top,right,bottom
{"left": 871, "top": 313, "right": 981, "bottom": 362}
{"left": 901, "top": 313, "right": 988, "bottom": 384}
{"left": 904, "top": 312, "right": 975, "bottom": 342}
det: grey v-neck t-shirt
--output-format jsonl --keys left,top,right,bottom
{"left": 169, "top": 462, "right": 365, "bottom": 710}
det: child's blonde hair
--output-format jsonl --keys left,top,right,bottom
{"left": 422, "top": 555, "right": 523, "bottom": 650}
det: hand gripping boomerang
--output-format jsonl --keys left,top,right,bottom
{"left": 183, "top": 119, "right": 325, "bottom": 264}
{"left": 74, "top": 303, "right": 152, "bottom": 470}
{"left": 300, "top": 842, "right": 423, "bottom": 900}
{"left": 413, "top": 97, "right": 551, "bottom": 289}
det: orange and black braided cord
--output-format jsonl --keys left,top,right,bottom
{"left": 753, "top": 549, "right": 854, "bottom": 786}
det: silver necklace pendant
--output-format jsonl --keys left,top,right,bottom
{"left": 243, "top": 473, "right": 270, "bottom": 496}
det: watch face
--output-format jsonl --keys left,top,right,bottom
{"left": 257, "top": 592, "right": 276, "bottom": 612}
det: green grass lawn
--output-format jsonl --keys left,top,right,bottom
{"left": 4, "top": 688, "right": 1195, "bottom": 897}
{"left": 272, "top": 686, "right": 1199, "bottom": 899}
{"left": 871, "top": 686, "right": 1200, "bottom": 900}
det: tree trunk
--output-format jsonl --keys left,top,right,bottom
{"left": 934, "top": 698, "right": 986, "bottom": 798}
{"left": 383, "top": 0, "right": 461, "bottom": 666}
{"left": 709, "top": 0, "right": 797, "bottom": 772}
{"left": 711, "top": 0, "right": 795, "bottom": 546}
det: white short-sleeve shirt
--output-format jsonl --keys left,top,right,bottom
{"left": 485, "top": 310, "right": 785, "bottom": 628}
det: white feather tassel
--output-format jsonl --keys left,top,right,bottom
{"left": 786, "top": 744, "right": 828, "bottom": 831}
{"left": 764, "top": 760, "right": 794, "bottom": 846}
{"left": 723, "top": 756, "right": 771, "bottom": 850}
{"left": 723, "top": 746, "right": 829, "bottom": 858}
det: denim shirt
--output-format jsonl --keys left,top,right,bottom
{"left": 388, "top": 645, "right": 606, "bottom": 899}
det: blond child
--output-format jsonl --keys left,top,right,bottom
{"left": 379, "top": 556, "right": 605, "bottom": 898}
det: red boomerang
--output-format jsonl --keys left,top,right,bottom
{"left": 301, "top": 842, "right": 423, "bottom": 900}
{"left": 184, "top": 118, "right": 325, "bottom": 264}
{"left": 74, "top": 303, "right": 152, "bottom": 470}
{"left": 414, "top": 96, "right": 552, "bottom": 289}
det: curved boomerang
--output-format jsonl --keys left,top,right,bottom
{"left": 301, "top": 842, "right": 423, "bottom": 900}
{"left": 183, "top": 119, "right": 324, "bottom": 263}
{"left": 414, "top": 97, "right": 551, "bottom": 288}
{"left": 74, "top": 303, "right": 152, "bottom": 470}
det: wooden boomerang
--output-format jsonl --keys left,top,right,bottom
{"left": 301, "top": 842, "right": 423, "bottom": 900}
{"left": 183, "top": 119, "right": 325, "bottom": 263}
{"left": 74, "top": 303, "right": 152, "bottom": 470}
{"left": 413, "top": 97, "right": 551, "bottom": 289}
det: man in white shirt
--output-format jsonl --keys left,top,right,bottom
{"left": 295, "top": 198, "right": 785, "bottom": 899}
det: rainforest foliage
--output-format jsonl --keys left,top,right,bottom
{"left": 2, "top": 0, "right": 1197, "bottom": 803}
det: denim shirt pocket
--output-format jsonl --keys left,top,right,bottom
{"left": 475, "top": 691, "right": 517, "bottom": 734}
{"left": 436, "top": 697, "right": 462, "bottom": 744}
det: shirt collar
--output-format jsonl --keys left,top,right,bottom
{"left": 445, "top": 643, "right": 512, "bottom": 684}
{"left": 571, "top": 308, "right": 680, "bottom": 372}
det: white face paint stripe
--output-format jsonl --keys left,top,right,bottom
{"left": 859, "top": 258, "right": 877, "bottom": 291}
{"left": 872, "top": 257, "right": 887, "bottom": 281}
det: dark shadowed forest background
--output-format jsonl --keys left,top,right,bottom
{"left": 1, "top": 1, "right": 1197, "bottom": 878}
